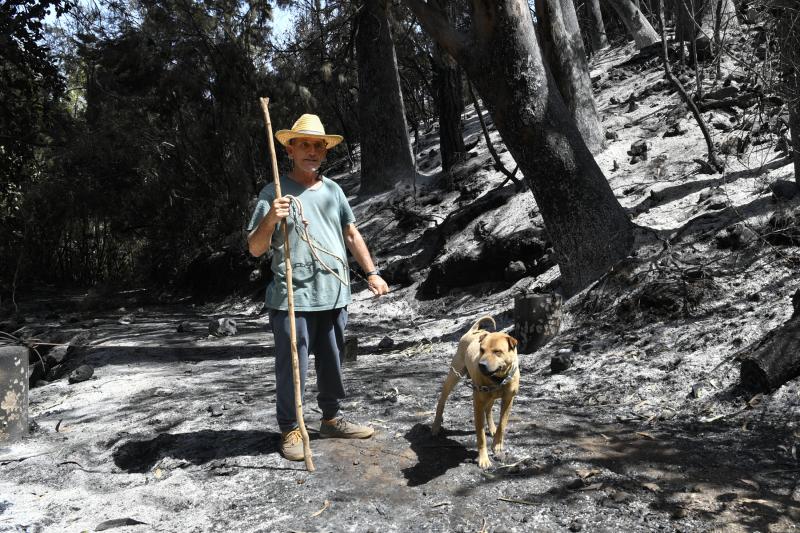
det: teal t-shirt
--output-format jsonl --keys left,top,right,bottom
{"left": 247, "top": 175, "right": 356, "bottom": 311}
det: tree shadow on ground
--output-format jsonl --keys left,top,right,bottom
{"left": 476, "top": 402, "right": 800, "bottom": 531}
{"left": 112, "top": 429, "right": 280, "bottom": 473}
{"left": 402, "top": 423, "right": 476, "bottom": 487}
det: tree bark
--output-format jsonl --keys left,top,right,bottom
{"left": 430, "top": 0, "right": 466, "bottom": 172}
{"left": 607, "top": 0, "right": 661, "bottom": 49}
{"left": 356, "top": 0, "right": 415, "bottom": 194}
{"left": 791, "top": 102, "right": 800, "bottom": 190}
{"left": 513, "top": 293, "right": 563, "bottom": 354}
{"left": 405, "top": 0, "right": 635, "bottom": 296}
{"left": 776, "top": 0, "right": 800, "bottom": 188}
{"left": 740, "top": 315, "right": 800, "bottom": 393}
{"left": 586, "top": 0, "right": 609, "bottom": 51}
{"left": 536, "top": 0, "right": 605, "bottom": 153}
{"left": 676, "top": 0, "right": 739, "bottom": 49}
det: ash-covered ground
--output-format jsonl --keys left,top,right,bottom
{"left": 2, "top": 37, "right": 800, "bottom": 532}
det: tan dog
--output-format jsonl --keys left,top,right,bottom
{"left": 431, "top": 316, "right": 519, "bottom": 469}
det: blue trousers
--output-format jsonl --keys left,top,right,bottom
{"left": 269, "top": 308, "right": 348, "bottom": 432}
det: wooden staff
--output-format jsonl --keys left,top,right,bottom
{"left": 259, "top": 97, "right": 314, "bottom": 472}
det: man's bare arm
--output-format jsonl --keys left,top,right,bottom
{"left": 343, "top": 223, "right": 389, "bottom": 296}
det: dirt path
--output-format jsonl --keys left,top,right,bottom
{"left": 2, "top": 305, "right": 798, "bottom": 532}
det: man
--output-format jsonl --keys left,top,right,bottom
{"left": 247, "top": 113, "right": 389, "bottom": 461}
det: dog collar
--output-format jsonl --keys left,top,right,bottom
{"left": 456, "top": 362, "right": 518, "bottom": 393}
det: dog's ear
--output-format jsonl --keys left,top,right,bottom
{"left": 506, "top": 334, "right": 518, "bottom": 352}
{"left": 478, "top": 332, "right": 489, "bottom": 345}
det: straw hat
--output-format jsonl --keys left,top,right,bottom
{"left": 275, "top": 114, "right": 344, "bottom": 148}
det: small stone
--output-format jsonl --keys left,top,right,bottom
{"left": 569, "top": 519, "right": 584, "bottom": 532}
{"left": 566, "top": 478, "right": 585, "bottom": 490}
{"left": 378, "top": 336, "right": 395, "bottom": 350}
{"left": 177, "top": 321, "right": 194, "bottom": 333}
{"left": 504, "top": 261, "right": 527, "bottom": 282}
{"left": 209, "top": 318, "right": 237, "bottom": 337}
{"left": 747, "top": 292, "right": 761, "bottom": 302}
{"left": 605, "top": 130, "right": 618, "bottom": 140}
{"left": 663, "top": 120, "right": 689, "bottom": 138}
{"left": 551, "top": 349, "right": 573, "bottom": 373}
{"left": 68, "top": 364, "right": 94, "bottom": 384}
{"left": 628, "top": 139, "right": 649, "bottom": 157}
{"left": 690, "top": 382, "right": 707, "bottom": 399}
{"left": 343, "top": 337, "right": 358, "bottom": 364}
{"left": 207, "top": 404, "right": 224, "bottom": 417}
{"left": 118, "top": 314, "right": 135, "bottom": 325}
{"left": 705, "top": 85, "right": 739, "bottom": 100}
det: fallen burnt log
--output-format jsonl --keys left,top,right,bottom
{"left": 740, "top": 295, "right": 800, "bottom": 392}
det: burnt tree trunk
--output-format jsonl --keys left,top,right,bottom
{"left": 405, "top": 0, "right": 635, "bottom": 295}
{"left": 536, "top": 0, "right": 605, "bottom": 153}
{"left": 740, "top": 314, "right": 800, "bottom": 393}
{"left": 513, "top": 293, "right": 563, "bottom": 353}
{"left": 676, "top": 0, "right": 738, "bottom": 53}
{"left": 777, "top": 0, "right": 800, "bottom": 188}
{"left": 430, "top": 0, "right": 466, "bottom": 172}
{"left": 791, "top": 103, "right": 800, "bottom": 189}
{"left": 607, "top": 0, "right": 661, "bottom": 49}
{"left": 587, "top": 0, "right": 609, "bottom": 51}
{"left": 356, "top": 0, "right": 415, "bottom": 194}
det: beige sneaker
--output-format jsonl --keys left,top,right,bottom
{"left": 280, "top": 428, "right": 304, "bottom": 461}
{"left": 320, "top": 417, "right": 374, "bottom": 439}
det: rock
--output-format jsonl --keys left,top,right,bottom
{"left": 378, "top": 336, "right": 395, "bottom": 350}
{"left": 68, "top": 364, "right": 94, "bottom": 384}
{"left": 698, "top": 187, "right": 729, "bottom": 210}
{"left": 343, "top": 337, "right": 358, "bottom": 364}
{"left": 630, "top": 155, "right": 641, "bottom": 165}
{"left": 708, "top": 112, "right": 734, "bottom": 131}
{"left": 45, "top": 363, "right": 67, "bottom": 381}
{"left": 714, "top": 224, "right": 754, "bottom": 250}
{"left": 663, "top": 120, "right": 689, "bottom": 138}
{"left": 551, "top": 349, "right": 573, "bottom": 373}
{"left": 690, "top": 382, "right": 707, "bottom": 399}
{"left": 793, "top": 289, "right": 800, "bottom": 317}
{"left": 628, "top": 140, "right": 648, "bottom": 157}
{"left": 118, "top": 314, "right": 135, "bottom": 325}
{"left": 209, "top": 318, "right": 237, "bottom": 337}
{"left": 627, "top": 99, "right": 639, "bottom": 112}
{"left": 45, "top": 345, "right": 70, "bottom": 368}
{"left": 609, "top": 96, "right": 619, "bottom": 105}
{"left": 765, "top": 208, "right": 800, "bottom": 245}
{"left": 566, "top": 478, "right": 585, "bottom": 490}
{"left": 177, "top": 321, "right": 194, "bottom": 333}
{"left": 605, "top": 130, "right": 618, "bottom": 140}
{"left": 569, "top": 520, "right": 585, "bottom": 532}
{"left": 610, "top": 490, "right": 633, "bottom": 503}
{"left": 705, "top": 86, "right": 740, "bottom": 100}
{"left": 207, "top": 404, "right": 224, "bottom": 417}
{"left": 504, "top": 261, "right": 527, "bottom": 282}
{"left": 768, "top": 180, "right": 798, "bottom": 202}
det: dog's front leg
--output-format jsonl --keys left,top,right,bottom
{"left": 484, "top": 399, "right": 496, "bottom": 437}
{"left": 474, "top": 393, "right": 492, "bottom": 469}
{"left": 431, "top": 367, "right": 462, "bottom": 435}
{"left": 492, "top": 391, "right": 516, "bottom": 455}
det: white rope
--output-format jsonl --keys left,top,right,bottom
{"left": 283, "top": 195, "right": 349, "bottom": 286}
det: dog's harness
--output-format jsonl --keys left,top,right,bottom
{"left": 451, "top": 362, "right": 519, "bottom": 393}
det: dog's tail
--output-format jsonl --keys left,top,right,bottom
{"left": 469, "top": 316, "right": 495, "bottom": 333}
